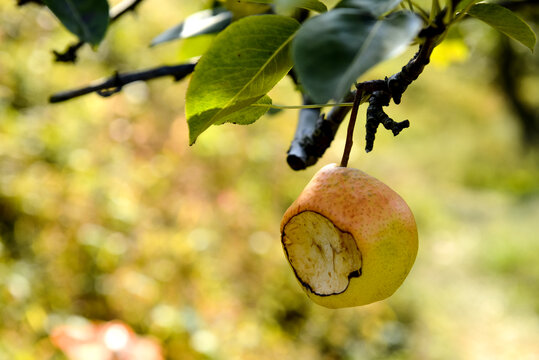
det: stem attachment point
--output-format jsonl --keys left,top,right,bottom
{"left": 340, "top": 88, "right": 362, "bottom": 168}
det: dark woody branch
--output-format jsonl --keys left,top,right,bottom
{"left": 17, "top": 0, "right": 43, "bottom": 5}
{"left": 109, "top": 0, "right": 145, "bottom": 20}
{"left": 49, "top": 63, "right": 196, "bottom": 103}
{"left": 365, "top": 91, "right": 409, "bottom": 152}
{"left": 286, "top": 18, "right": 446, "bottom": 170}
{"left": 53, "top": 0, "right": 145, "bottom": 63}
{"left": 286, "top": 92, "right": 353, "bottom": 170}
{"left": 362, "top": 29, "right": 440, "bottom": 153}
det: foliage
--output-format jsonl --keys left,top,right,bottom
{"left": 185, "top": 15, "right": 299, "bottom": 144}
{"left": 38, "top": 0, "right": 536, "bottom": 146}
{"left": 43, "top": 0, "right": 109, "bottom": 46}
{"left": 149, "top": 6, "right": 232, "bottom": 47}
{"left": 292, "top": 9, "right": 422, "bottom": 102}
{"left": 467, "top": 3, "right": 536, "bottom": 51}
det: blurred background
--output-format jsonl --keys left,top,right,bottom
{"left": 0, "top": 1, "right": 538, "bottom": 359}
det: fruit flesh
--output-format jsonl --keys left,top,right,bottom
{"left": 282, "top": 211, "right": 362, "bottom": 296}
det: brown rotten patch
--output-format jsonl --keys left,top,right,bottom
{"left": 282, "top": 210, "right": 362, "bottom": 296}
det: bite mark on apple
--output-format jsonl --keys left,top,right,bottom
{"left": 282, "top": 210, "right": 362, "bottom": 297}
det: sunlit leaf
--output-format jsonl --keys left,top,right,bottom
{"left": 249, "top": 0, "right": 327, "bottom": 13}
{"left": 336, "top": 0, "right": 402, "bottom": 17}
{"left": 467, "top": 3, "right": 536, "bottom": 52}
{"left": 224, "top": 0, "right": 272, "bottom": 18}
{"left": 293, "top": 9, "right": 422, "bottom": 103}
{"left": 186, "top": 15, "right": 300, "bottom": 144}
{"left": 43, "top": 0, "right": 109, "bottom": 46}
{"left": 150, "top": 8, "right": 232, "bottom": 47}
{"left": 279, "top": 0, "right": 327, "bottom": 13}
{"left": 177, "top": 34, "right": 217, "bottom": 62}
{"left": 455, "top": 0, "right": 480, "bottom": 12}
{"left": 214, "top": 95, "right": 272, "bottom": 125}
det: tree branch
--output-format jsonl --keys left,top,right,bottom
{"left": 286, "top": 92, "right": 355, "bottom": 170}
{"left": 109, "top": 0, "right": 145, "bottom": 21}
{"left": 286, "top": 95, "right": 322, "bottom": 170}
{"left": 17, "top": 0, "right": 43, "bottom": 5}
{"left": 49, "top": 63, "right": 196, "bottom": 103}
{"left": 286, "top": 18, "right": 446, "bottom": 170}
{"left": 53, "top": 0, "right": 145, "bottom": 63}
{"left": 365, "top": 91, "right": 409, "bottom": 152}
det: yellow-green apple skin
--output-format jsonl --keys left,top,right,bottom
{"left": 280, "top": 164, "right": 418, "bottom": 308}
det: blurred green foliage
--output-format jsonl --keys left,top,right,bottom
{"left": 1, "top": 1, "right": 538, "bottom": 359}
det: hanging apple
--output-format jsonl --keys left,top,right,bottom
{"left": 281, "top": 164, "right": 418, "bottom": 308}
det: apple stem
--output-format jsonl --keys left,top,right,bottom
{"left": 340, "top": 88, "right": 362, "bottom": 167}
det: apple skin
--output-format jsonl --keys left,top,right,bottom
{"left": 280, "top": 164, "right": 418, "bottom": 308}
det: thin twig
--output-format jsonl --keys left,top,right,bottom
{"left": 109, "top": 0, "right": 144, "bottom": 21}
{"left": 251, "top": 102, "right": 353, "bottom": 109}
{"left": 340, "top": 89, "right": 362, "bottom": 167}
{"left": 409, "top": 0, "right": 431, "bottom": 21}
{"left": 49, "top": 63, "right": 196, "bottom": 103}
{"left": 17, "top": 0, "right": 43, "bottom": 5}
{"left": 53, "top": 0, "right": 145, "bottom": 63}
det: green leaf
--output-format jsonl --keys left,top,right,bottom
{"left": 186, "top": 15, "right": 300, "bottom": 144}
{"left": 467, "top": 3, "right": 536, "bottom": 52}
{"left": 177, "top": 34, "right": 217, "bottom": 62}
{"left": 150, "top": 8, "right": 232, "bottom": 47}
{"left": 336, "top": 0, "right": 402, "bottom": 17}
{"left": 214, "top": 95, "right": 272, "bottom": 125}
{"left": 455, "top": 0, "right": 480, "bottom": 12}
{"left": 293, "top": 9, "right": 422, "bottom": 103}
{"left": 245, "top": 0, "right": 327, "bottom": 13}
{"left": 276, "top": 0, "right": 328, "bottom": 13}
{"left": 288, "top": 0, "right": 327, "bottom": 13}
{"left": 237, "top": 0, "right": 328, "bottom": 14}
{"left": 224, "top": 0, "right": 272, "bottom": 18}
{"left": 43, "top": 0, "right": 109, "bottom": 46}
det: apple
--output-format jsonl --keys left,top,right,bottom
{"left": 280, "top": 164, "right": 418, "bottom": 308}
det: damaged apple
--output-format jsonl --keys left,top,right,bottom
{"left": 281, "top": 164, "right": 418, "bottom": 308}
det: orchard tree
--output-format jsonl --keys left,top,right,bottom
{"left": 16, "top": 0, "right": 537, "bottom": 308}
